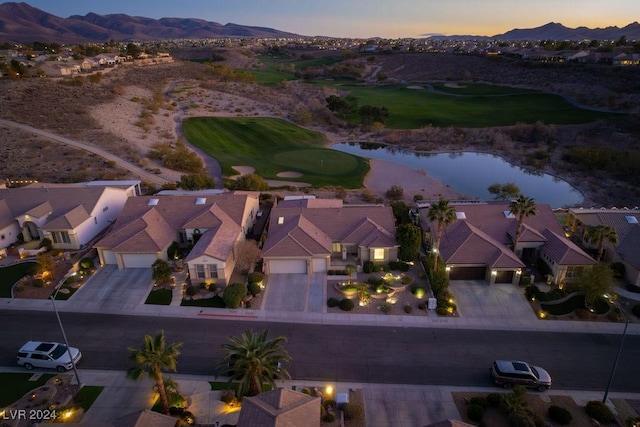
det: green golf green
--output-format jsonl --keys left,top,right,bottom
{"left": 183, "top": 117, "right": 368, "bottom": 188}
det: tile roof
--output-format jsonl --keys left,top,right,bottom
{"left": 571, "top": 209, "right": 640, "bottom": 242}
{"left": 237, "top": 388, "right": 321, "bottom": 427}
{"left": 0, "top": 200, "right": 13, "bottom": 229}
{"left": 263, "top": 202, "right": 397, "bottom": 258}
{"left": 617, "top": 225, "right": 640, "bottom": 268}
{"left": 42, "top": 205, "right": 90, "bottom": 230}
{"left": 540, "top": 229, "right": 596, "bottom": 266}
{"left": 185, "top": 206, "right": 241, "bottom": 262}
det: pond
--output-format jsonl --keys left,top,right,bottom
{"left": 331, "top": 142, "right": 583, "bottom": 207}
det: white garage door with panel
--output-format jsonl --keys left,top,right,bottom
{"left": 101, "top": 250, "right": 117, "bottom": 265}
{"left": 269, "top": 259, "right": 307, "bottom": 274}
{"left": 312, "top": 258, "right": 327, "bottom": 272}
{"left": 122, "top": 253, "right": 160, "bottom": 269}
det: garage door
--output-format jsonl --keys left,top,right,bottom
{"left": 101, "top": 250, "right": 117, "bottom": 265}
{"left": 495, "top": 270, "right": 515, "bottom": 284}
{"left": 268, "top": 259, "right": 307, "bottom": 274}
{"left": 122, "top": 253, "right": 160, "bottom": 269}
{"left": 449, "top": 266, "right": 487, "bottom": 281}
{"left": 312, "top": 258, "right": 327, "bottom": 273}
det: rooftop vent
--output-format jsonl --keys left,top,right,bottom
{"left": 277, "top": 216, "right": 284, "bottom": 225}
{"left": 148, "top": 198, "right": 159, "bottom": 206}
{"left": 455, "top": 212, "right": 466, "bottom": 219}
{"left": 503, "top": 211, "right": 515, "bottom": 218}
{"left": 625, "top": 216, "right": 638, "bottom": 224}
{"left": 195, "top": 197, "right": 206, "bottom": 205}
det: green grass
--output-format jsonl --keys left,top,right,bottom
{"left": 311, "top": 82, "right": 613, "bottom": 128}
{"left": 431, "top": 82, "right": 539, "bottom": 95}
{"left": 0, "top": 373, "right": 55, "bottom": 406}
{"left": 245, "top": 53, "right": 342, "bottom": 85}
{"left": 73, "top": 385, "right": 104, "bottom": 411}
{"left": 145, "top": 288, "right": 172, "bottom": 305}
{"left": 183, "top": 117, "right": 369, "bottom": 188}
{"left": 246, "top": 69, "right": 296, "bottom": 85}
{"left": 0, "top": 262, "right": 36, "bottom": 298}
{"left": 541, "top": 294, "right": 609, "bottom": 316}
{"left": 181, "top": 295, "right": 226, "bottom": 307}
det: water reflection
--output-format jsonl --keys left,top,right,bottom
{"left": 331, "top": 142, "right": 583, "bottom": 207}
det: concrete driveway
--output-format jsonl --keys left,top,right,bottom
{"left": 449, "top": 280, "right": 538, "bottom": 322}
{"left": 66, "top": 265, "right": 153, "bottom": 312}
{"left": 262, "top": 273, "right": 326, "bottom": 312}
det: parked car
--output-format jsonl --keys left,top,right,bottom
{"left": 490, "top": 360, "right": 552, "bottom": 391}
{"left": 17, "top": 341, "right": 82, "bottom": 372}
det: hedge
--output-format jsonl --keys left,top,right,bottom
{"left": 223, "top": 283, "right": 248, "bottom": 308}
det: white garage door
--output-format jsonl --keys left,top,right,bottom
{"left": 122, "top": 253, "right": 159, "bottom": 269}
{"left": 101, "top": 250, "right": 117, "bottom": 265}
{"left": 269, "top": 259, "right": 307, "bottom": 274}
{"left": 312, "top": 258, "right": 327, "bottom": 272}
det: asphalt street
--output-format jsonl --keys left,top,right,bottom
{"left": 1, "top": 310, "right": 639, "bottom": 392}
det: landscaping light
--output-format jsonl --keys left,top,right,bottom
{"left": 63, "top": 409, "right": 73, "bottom": 420}
{"left": 538, "top": 310, "right": 547, "bottom": 319}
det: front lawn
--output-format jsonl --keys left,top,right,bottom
{"left": 182, "top": 117, "right": 369, "bottom": 188}
{"left": 72, "top": 385, "right": 104, "bottom": 411}
{"left": 0, "top": 262, "right": 36, "bottom": 298}
{"left": 145, "top": 288, "right": 172, "bottom": 305}
{"left": 181, "top": 295, "right": 226, "bottom": 307}
{"left": 0, "top": 373, "right": 55, "bottom": 406}
{"left": 540, "top": 294, "right": 610, "bottom": 316}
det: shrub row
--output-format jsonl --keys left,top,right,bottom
{"left": 327, "top": 269, "right": 348, "bottom": 275}
{"left": 362, "top": 261, "right": 411, "bottom": 274}
{"left": 525, "top": 284, "right": 567, "bottom": 302}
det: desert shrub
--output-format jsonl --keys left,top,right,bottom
{"left": 79, "top": 257, "right": 94, "bottom": 270}
{"left": 436, "top": 307, "right": 448, "bottom": 316}
{"left": 323, "top": 399, "right": 336, "bottom": 409}
{"left": 220, "top": 389, "right": 235, "bottom": 404}
{"left": 341, "top": 403, "right": 364, "bottom": 420}
{"left": 413, "top": 194, "right": 424, "bottom": 201}
{"left": 469, "top": 396, "right": 488, "bottom": 409}
{"left": 301, "top": 388, "right": 311, "bottom": 395}
{"left": 33, "top": 279, "right": 44, "bottom": 288}
{"left": 223, "top": 283, "right": 247, "bottom": 308}
{"left": 548, "top": 405, "right": 572, "bottom": 425}
{"left": 380, "top": 302, "right": 392, "bottom": 314}
{"left": 404, "top": 304, "right": 413, "bottom": 314}
{"left": 467, "top": 404, "right": 484, "bottom": 422}
{"left": 322, "top": 411, "right": 336, "bottom": 422}
{"left": 15, "top": 284, "right": 25, "bottom": 293}
{"left": 327, "top": 297, "right": 340, "bottom": 308}
{"left": 339, "top": 298, "right": 354, "bottom": 311}
{"left": 385, "top": 185, "right": 404, "bottom": 200}
{"left": 248, "top": 282, "right": 261, "bottom": 297}
{"left": 401, "top": 276, "right": 412, "bottom": 285}
{"left": 508, "top": 410, "right": 536, "bottom": 427}
{"left": 363, "top": 261, "right": 374, "bottom": 273}
{"left": 367, "top": 276, "right": 384, "bottom": 286}
{"left": 412, "top": 286, "right": 427, "bottom": 298}
{"left": 38, "top": 238, "right": 52, "bottom": 250}
{"left": 486, "top": 393, "right": 503, "bottom": 407}
{"left": 524, "top": 285, "right": 541, "bottom": 301}
{"left": 585, "top": 400, "right": 615, "bottom": 423}
{"left": 632, "top": 304, "right": 640, "bottom": 318}
{"left": 418, "top": 302, "right": 426, "bottom": 310}
{"left": 248, "top": 272, "right": 264, "bottom": 283}
{"left": 519, "top": 275, "right": 532, "bottom": 286}
{"left": 185, "top": 285, "right": 197, "bottom": 297}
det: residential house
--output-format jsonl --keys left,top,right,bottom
{"left": 236, "top": 388, "right": 321, "bottom": 427}
{"left": 566, "top": 208, "right": 640, "bottom": 286}
{"left": 0, "top": 182, "right": 133, "bottom": 251}
{"left": 93, "top": 192, "right": 259, "bottom": 286}
{"left": 262, "top": 199, "right": 398, "bottom": 275}
{"left": 420, "top": 202, "right": 595, "bottom": 285}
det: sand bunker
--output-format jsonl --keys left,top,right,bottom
{"left": 406, "top": 85, "right": 424, "bottom": 90}
{"left": 266, "top": 180, "right": 312, "bottom": 188}
{"left": 276, "top": 171, "right": 303, "bottom": 178}
{"left": 444, "top": 83, "right": 467, "bottom": 88}
{"left": 231, "top": 165, "right": 255, "bottom": 175}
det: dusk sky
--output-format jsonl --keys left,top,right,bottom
{"left": 17, "top": 0, "right": 640, "bottom": 38}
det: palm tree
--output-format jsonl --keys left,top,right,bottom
{"left": 509, "top": 195, "right": 537, "bottom": 250}
{"left": 427, "top": 198, "right": 457, "bottom": 270}
{"left": 127, "top": 330, "right": 183, "bottom": 415}
{"left": 217, "top": 329, "right": 291, "bottom": 398}
{"left": 345, "top": 264, "right": 357, "bottom": 284}
{"left": 584, "top": 225, "right": 618, "bottom": 261}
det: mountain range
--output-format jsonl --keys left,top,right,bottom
{"left": 1, "top": 2, "right": 639, "bottom": 44}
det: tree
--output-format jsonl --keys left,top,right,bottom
{"left": 234, "top": 173, "right": 269, "bottom": 191}
{"left": 577, "top": 263, "right": 614, "bottom": 307}
{"left": 178, "top": 173, "right": 216, "bottom": 190}
{"left": 584, "top": 225, "right": 618, "bottom": 262}
{"left": 325, "top": 95, "right": 357, "bottom": 118}
{"left": 427, "top": 198, "right": 457, "bottom": 270}
{"left": 487, "top": 182, "right": 520, "bottom": 200}
{"left": 396, "top": 224, "right": 421, "bottom": 261}
{"left": 359, "top": 105, "right": 389, "bottom": 125}
{"left": 390, "top": 201, "right": 412, "bottom": 224}
{"left": 223, "top": 283, "right": 248, "bottom": 308}
{"left": 152, "top": 259, "right": 172, "bottom": 284}
{"left": 385, "top": 185, "right": 404, "bottom": 200}
{"left": 509, "top": 195, "right": 537, "bottom": 250}
{"left": 217, "top": 330, "right": 291, "bottom": 398}
{"left": 344, "top": 264, "right": 357, "bottom": 284}
{"left": 127, "top": 330, "right": 183, "bottom": 415}
{"left": 233, "top": 240, "right": 262, "bottom": 274}
{"left": 36, "top": 252, "right": 55, "bottom": 280}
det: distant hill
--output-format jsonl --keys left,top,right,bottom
{"left": 0, "top": 2, "right": 301, "bottom": 44}
{"left": 430, "top": 21, "right": 640, "bottom": 41}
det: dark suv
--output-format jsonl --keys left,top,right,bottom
{"left": 490, "top": 360, "right": 552, "bottom": 391}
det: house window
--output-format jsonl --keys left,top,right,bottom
{"left": 373, "top": 248, "right": 385, "bottom": 261}
{"left": 332, "top": 242, "right": 341, "bottom": 253}
{"left": 208, "top": 264, "right": 218, "bottom": 279}
{"left": 195, "top": 264, "right": 206, "bottom": 279}
{"left": 566, "top": 266, "right": 583, "bottom": 279}
{"left": 51, "top": 231, "right": 70, "bottom": 244}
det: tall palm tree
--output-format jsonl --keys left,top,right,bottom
{"left": 127, "top": 330, "right": 183, "bottom": 415}
{"left": 427, "top": 198, "right": 457, "bottom": 270}
{"left": 217, "top": 329, "right": 291, "bottom": 398}
{"left": 584, "top": 225, "right": 618, "bottom": 261}
{"left": 509, "top": 195, "right": 537, "bottom": 251}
